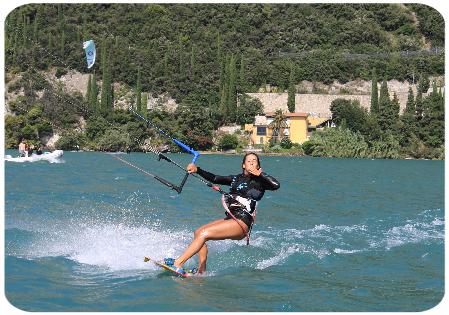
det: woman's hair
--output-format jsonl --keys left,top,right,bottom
{"left": 242, "top": 152, "right": 261, "bottom": 171}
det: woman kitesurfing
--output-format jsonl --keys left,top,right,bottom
{"left": 159, "top": 153, "right": 280, "bottom": 275}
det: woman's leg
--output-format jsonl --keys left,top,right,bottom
{"left": 197, "top": 242, "right": 207, "bottom": 273}
{"left": 174, "top": 218, "right": 248, "bottom": 270}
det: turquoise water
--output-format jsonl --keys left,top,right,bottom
{"left": 3, "top": 150, "right": 445, "bottom": 311}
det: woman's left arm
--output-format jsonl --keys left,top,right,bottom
{"left": 259, "top": 172, "right": 280, "bottom": 190}
{"left": 248, "top": 167, "right": 280, "bottom": 191}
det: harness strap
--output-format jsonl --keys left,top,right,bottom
{"left": 221, "top": 195, "right": 251, "bottom": 245}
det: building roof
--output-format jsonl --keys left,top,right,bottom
{"left": 265, "top": 112, "right": 309, "bottom": 118}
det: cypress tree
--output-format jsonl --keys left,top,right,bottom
{"left": 58, "top": 4, "right": 63, "bottom": 23}
{"left": 101, "top": 53, "right": 112, "bottom": 109}
{"left": 100, "top": 39, "right": 111, "bottom": 109}
{"left": 83, "top": 13, "right": 88, "bottom": 41}
{"left": 238, "top": 54, "right": 246, "bottom": 94}
{"left": 415, "top": 79, "right": 424, "bottom": 124}
{"left": 101, "top": 35, "right": 106, "bottom": 73}
{"left": 443, "top": 87, "right": 449, "bottom": 118}
{"left": 18, "top": 0, "right": 25, "bottom": 21}
{"left": 378, "top": 80, "right": 391, "bottom": 131}
{"left": 108, "top": 56, "right": 113, "bottom": 108}
{"left": 227, "top": 55, "right": 237, "bottom": 122}
{"left": 421, "top": 81, "right": 444, "bottom": 147}
{"left": 141, "top": 92, "right": 148, "bottom": 119}
{"left": 87, "top": 74, "right": 92, "bottom": 103}
{"left": 48, "top": 33, "right": 52, "bottom": 65}
{"left": 164, "top": 50, "right": 169, "bottom": 77}
{"left": 22, "top": 15, "right": 28, "bottom": 48}
{"left": 219, "top": 58, "right": 225, "bottom": 94}
{"left": 9, "top": 0, "right": 17, "bottom": 27}
{"left": 287, "top": 67, "right": 296, "bottom": 113}
{"left": 179, "top": 36, "right": 185, "bottom": 80}
{"left": 61, "top": 30, "right": 65, "bottom": 59}
{"left": 136, "top": 66, "right": 142, "bottom": 113}
{"left": 370, "top": 68, "right": 379, "bottom": 115}
{"left": 3, "top": 1, "right": 14, "bottom": 39}
{"left": 400, "top": 87, "right": 418, "bottom": 145}
{"left": 33, "top": 9, "right": 40, "bottom": 43}
{"left": 190, "top": 44, "right": 195, "bottom": 81}
{"left": 390, "top": 92, "right": 400, "bottom": 134}
{"left": 90, "top": 70, "right": 99, "bottom": 112}
{"left": 100, "top": 58, "right": 106, "bottom": 109}
{"left": 217, "top": 32, "right": 221, "bottom": 64}
{"left": 220, "top": 83, "right": 227, "bottom": 122}
{"left": 13, "top": 35, "right": 18, "bottom": 67}
{"left": 405, "top": 86, "right": 415, "bottom": 115}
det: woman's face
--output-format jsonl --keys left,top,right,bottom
{"left": 242, "top": 154, "right": 259, "bottom": 174}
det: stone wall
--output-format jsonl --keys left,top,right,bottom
{"left": 247, "top": 78, "right": 439, "bottom": 117}
{"left": 247, "top": 90, "right": 429, "bottom": 118}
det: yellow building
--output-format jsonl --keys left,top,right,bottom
{"left": 306, "top": 117, "right": 333, "bottom": 138}
{"left": 245, "top": 112, "right": 310, "bottom": 145}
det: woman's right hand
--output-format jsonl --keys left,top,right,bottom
{"left": 187, "top": 164, "right": 197, "bottom": 173}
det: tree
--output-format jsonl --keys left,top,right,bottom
{"left": 97, "top": 129, "right": 130, "bottom": 152}
{"left": 415, "top": 79, "right": 424, "bottom": 127}
{"left": 61, "top": 30, "right": 65, "bottom": 59}
{"left": 420, "top": 81, "right": 444, "bottom": 147}
{"left": 331, "top": 98, "right": 380, "bottom": 141}
{"left": 227, "top": 55, "right": 237, "bottom": 122}
{"left": 88, "top": 71, "right": 99, "bottom": 113}
{"left": 58, "top": 4, "right": 63, "bottom": 23}
{"left": 237, "top": 95, "right": 264, "bottom": 125}
{"left": 405, "top": 86, "right": 415, "bottom": 115}
{"left": 238, "top": 54, "right": 246, "bottom": 94}
{"left": 287, "top": 67, "right": 296, "bottom": 113}
{"left": 190, "top": 44, "right": 195, "bottom": 80}
{"left": 399, "top": 87, "right": 417, "bottom": 147}
{"left": 268, "top": 109, "right": 289, "bottom": 143}
{"left": 164, "top": 50, "right": 169, "bottom": 77}
{"left": 141, "top": 92, "right": 148, "bottom": 120}
{"left": 101, "top": 53, "right": 112, "bottom": 110}
{"left": 179, "top": 35, "right": 185, "bottom": 80}
{"left": 378, "top": 80, "right": 392, "bottom": 131}
{"left": 370, "top": 67, "right": 379, "bottom": 115}
{"left": 218, "top": 134, "right": 239, "bottom": 151}
{"left": 136, "top": 66, "right": 142, "bottom": 113}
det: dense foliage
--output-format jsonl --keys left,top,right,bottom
{"left": 306, "top": 79, "right": 445, "bottom": 159}
{"left": 4, "top": 3, "right": 445, "bottom": 158}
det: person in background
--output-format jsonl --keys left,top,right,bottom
{"left": 19, "top": 140, "right": 26, "bottom": 157}
{"left": 36, "top": 147, "right": 43, "bottom": 155}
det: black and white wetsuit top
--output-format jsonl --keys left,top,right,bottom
{"left": 196, "top": 167, "right": 280, "bottom": 225}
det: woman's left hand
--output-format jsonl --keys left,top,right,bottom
{"left": 248, "top": 167, "right": 262, "bottom": 176}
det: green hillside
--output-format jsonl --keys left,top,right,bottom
{"left": 4, "top": 3, "right": 445, "bottom": 159}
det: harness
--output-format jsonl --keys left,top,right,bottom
{"left": 220, "top": 194, "right": 255, "bottom": 245}
{"left": 219, "top": 174, "right": 264, "bottom": 245}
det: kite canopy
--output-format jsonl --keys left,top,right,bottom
{"left": 83, "top": 40, "right": 96, "bottom": 68}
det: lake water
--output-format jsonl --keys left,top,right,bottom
{"left": 3, "top": 150, "right": 445, "bottom": 312}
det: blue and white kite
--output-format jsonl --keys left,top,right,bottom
{"left": 83, "top": 40, "right": 96, "bottom": 68}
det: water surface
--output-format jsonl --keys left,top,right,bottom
{"left": 3, "top": 150, "right": 445, "bottom": 311}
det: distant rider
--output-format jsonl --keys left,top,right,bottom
{"left": 18, "top": 140, "right": 25, "bottom": 157}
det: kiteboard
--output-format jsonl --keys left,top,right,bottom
{"left": 144, "top": 256, "right": 196, "bottom": 277}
